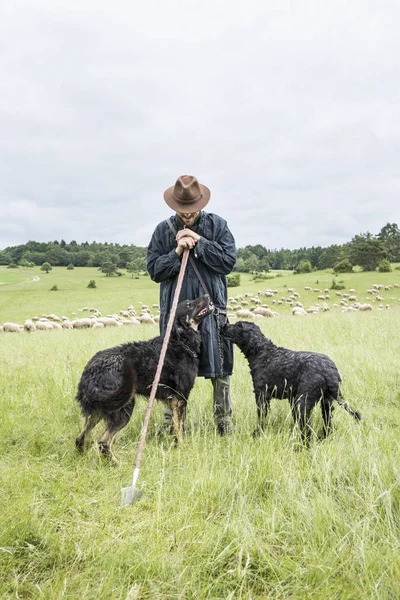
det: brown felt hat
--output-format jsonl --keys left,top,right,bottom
{"left": 164, "top": 175, "right": 211, "bottom": 212}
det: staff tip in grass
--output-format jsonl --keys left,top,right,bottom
{"left": 121, "top": 467, "right": 143, "bottom": 505}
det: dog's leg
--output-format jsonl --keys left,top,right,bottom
{"left": 169, "top": 396, "right": 185, "bottom": 445}
{"left": 98, "top": 402, "right": 134, "bottom": 464}
{"left": 295, "top": 394, "right": 313, "bottom": 448}
{"left": 320, "top": 398, "right": 334, "bottom": 439}
{"left": 253, "top": 390, "right": 270, "bottom": 437}
{"left": 76, "top": 413, "right": 101, "bottom": 453}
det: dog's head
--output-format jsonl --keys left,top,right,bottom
{"left": 222, "top": 320, "right": 262, "bottom": 350}
{"left": 175, "top": 295, "right": 214, "bottom": 330}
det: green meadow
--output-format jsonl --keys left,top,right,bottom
{"left": 1, "top": 266, "right": 400, "bottom": 599}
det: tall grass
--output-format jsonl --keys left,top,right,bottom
{"left": 1, "top": 269, "right": 400, "bottom": 598}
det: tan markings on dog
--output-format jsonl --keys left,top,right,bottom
{"left": 185, "top": 314, "right": 199, "bottom": 330}
{"left": 169, "top": 396, "right": 185, "bottom": 444}
{"left": 98, "top": 426, "right": 121, "bottom": 464}
{"left": 75, "top": 414, "right": 101, "bottom": 452}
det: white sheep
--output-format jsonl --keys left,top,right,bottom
{"left": 23, "top": 319, "right": 37, "bottom": 332}
{"left": 236, "top": 309, "right": 255, "bottom": 319}
{"left": 292, "top": 307, "right": 307, "bottom": 316}
{"left": 140, "top": 314, "right": 156, "bottom": 325}
{"left": 73, "top": 318, "right": 93, "bottom": 329}
{"left": 97, "top": 317, "right": 121, "bottom": 327}
{"left": 3, "top": 322, "right": 21, "bottom": 333}
{"left": 253, "top": 307, "right": 274, "bottom": 317}
{"left": 358, "top": 304, "right": 373, "bottom": 311}
{"left": 36, "top": 321, "right": 53, "bottom": 331}
{"left": 49, "top": 314, "right": 62, "bottom": 322}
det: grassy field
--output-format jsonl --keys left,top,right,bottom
{"left": 1, "top": 266, "right": 400, "bottom": 598}
{"left": 1, "top": 264, "right": 400, "bottom": 325}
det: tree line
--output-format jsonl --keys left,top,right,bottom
{"left": 1, "top": 223, "right": 399, "bottom": 273}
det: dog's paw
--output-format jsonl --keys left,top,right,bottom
{"left": 75, "top": 438, "right": 85, "bottom": 453}
{"left": 252, "top": 427, "right": 264, "bottom": 438}
{"left": 98, "top": 442, "right": 119, "bottom": 466}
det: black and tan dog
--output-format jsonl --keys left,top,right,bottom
{"left": 75, "top": 295, "right": 213, "bottom": 462}
{"left": 223, "top": 321, "right": 361, "bottom": 446}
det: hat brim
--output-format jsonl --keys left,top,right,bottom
{"left": 163, "top": 183, "right": 211, "bottom": 212}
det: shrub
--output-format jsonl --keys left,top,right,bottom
{"left": 395, "top": 266, "right": 400, "bottom": 271}
{"left": 333, "top": 259, "right": 353, "bottom": 273}
{"left": 87, "top": 280, "right": 97, "bottom": 289}
{"left": 227, "top": 273, "right": 241, "bottom": 287}
{"left": 294, "top": 261, "right": 312, "bottom": 274}
{"left": 7, "top": 263, "right": 19, "bottom": 269}
{"left": 330, "top": 278, "right": 346, "bottom": 291}
{"left": 378, "top": 259, "right": 392, "bottom": 273}
{"left": 50, "top": 285, "right": 58, "bottom": 291}
{"left": 67, "top": 263, "right": 74, "bottom": 270}
{"left": 250, "top": 271, "right": 275, "bottom": 281}
{"left": 41, "top": 262, "right": 52, "bottom": 273}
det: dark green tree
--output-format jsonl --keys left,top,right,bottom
{"left": 318, "top": 245, "right": 344, "bottom": 269}
{"left": 377, "top": 223, "right": 400, "bottom": 261}
{"left": 0, "top": 250, "right": 12, "bottom": 265}
{"left": 101, "top": 260, "right": 118, "bottom": 276}
{"left": 349, "top": 233, "right": 387, "bottom": 271}
{"left": 243, "top": 254, "right": 260, "bottom": 272}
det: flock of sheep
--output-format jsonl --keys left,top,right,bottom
{"left": 226, "top": 282, "right": 398, "bottom": 320}
{"left": 1, "top": 282, "right": 398, "bottom": 334}
{"left": 0, "top": 303, "right": 160, "bottom": 333}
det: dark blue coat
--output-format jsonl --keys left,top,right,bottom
{"left": 147, "top": 212, "right": 236, "bottom": 378}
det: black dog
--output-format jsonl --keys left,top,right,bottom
{"left": 223, "top": 321, "right": 360, "bottom": 445}
{"left": 75, "top": 295, "right": 213, "bottom": 462}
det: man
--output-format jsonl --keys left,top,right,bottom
{"left": 147, "top": 174, "right": 236, "bottom": 435}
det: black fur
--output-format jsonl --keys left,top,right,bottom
{"left": 223, "top": 321, "right": 360, "bottom": 445}
{"left": 75, "top": 295, "right": 213, "bottom": 461}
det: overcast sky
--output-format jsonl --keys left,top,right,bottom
{"left": 1, "top": 0, "right": 399, "bottom": 251}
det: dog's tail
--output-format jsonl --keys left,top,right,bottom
{"left": 92, "top": 359, "right": 137, "bottom": 411}
{"left": 336, "top": 394, "right": 361, "bottom": 421}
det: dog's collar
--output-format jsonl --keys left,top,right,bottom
{"left": 180, "top": 342, "right": 198, "bottom": 358}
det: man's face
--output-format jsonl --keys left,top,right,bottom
{"left": 176, "top": 211, "right": 200, "bottom": 227}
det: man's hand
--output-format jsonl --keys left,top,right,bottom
{"left": 175, "top": 228, "right": 201, "bottom": 256}
{"left": 175, "top": 235, "right": 196, "bottom": 256}
{"left": 176, "top": 229, "right": 200, "bottom": 243}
